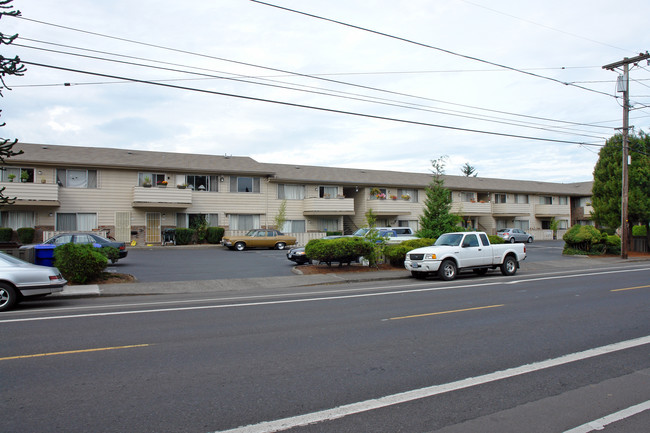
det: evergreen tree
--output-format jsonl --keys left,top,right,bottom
{"left": 0, "top": 0, "right": 26, "bottom": 205}
{"left": 417, "top": 156, "right": 461, "bottom": 238}
{"left": 461, "top": 162, "right": 478, "bottom": 177}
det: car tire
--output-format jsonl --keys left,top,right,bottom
{"left": 275, "top": 242, "right": 286, "bottom": 250}
{"left": 500, "top": 255, "right": 518, "bottom": 276}
{"left": 0, "top": 282, "right": 18, "bottom": 312}
{"left": 438, "top": 259, "right": 457, "bottom": 281}
{"left": 234, "top": 242, "right": 246, "bottom": 251}
{"left": 509, "top": 237, "right": 516, "bottom": 243}
{"left": 527, "top": 237, "right": 533, "bottom": 243}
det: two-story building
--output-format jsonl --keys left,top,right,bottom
{"left": 0, "top": 143, "right": 593, "bottom": 244}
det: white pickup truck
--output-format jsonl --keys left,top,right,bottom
{"left": 404, "top": 231, "right": 526, "bottom": 280}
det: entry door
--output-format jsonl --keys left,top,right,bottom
{"left": 115, "top": 211, "right": 131, "bottom": 243}
{"left": 145, "top": 212, "right": 161, "bottom": 244}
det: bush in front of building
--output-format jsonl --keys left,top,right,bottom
{"left": 305, "top": 237, "right": 374, "bottom": 267}
{"left": 0, "top": 227, "right": 12, "bottom": 242}
{"left": 384, "top": 238, "right": 436, "bottom": 267}
{"left": 54, "top": 243, "right": 107, "bottom": 284}
{"left": 206, "top": 227, "right": 224, "bottom": 244}
{"left": 488, "top": 235, "right": 505, "bottom": 244}
{"left": 17, "top": 227, "right": 35, "bottom": 244}
{"left": 563, "top": 225, "right": 620, "bottom": 255}
{"left": 97, "top": 246, "right": 120, "bottom": 264}
{"left": 175, "top": 228, "right": 196, "bottom": 245}
{"left": 632, "top": 225, "right": 647, "bottom": 237}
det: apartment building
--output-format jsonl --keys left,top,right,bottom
{"left": 0, "top": 143, "right": 593, "bottom": 244}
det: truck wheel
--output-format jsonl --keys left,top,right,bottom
{"left": 0, "top": 282, "right": 18, "bottom": 312}
{"left": 275, "top": 242, "right": 286, "bottom": 250}
{"left": 500, "top": 256, "right": 518, "bottom": 276}
{"left": 234, "top": 242, "right": 246, "bottom": 251}
{"left": 438, "top": 260, "right": 457, "bottom": 281}
{"left": 411, "top": 271, "right": 428, "bottom": 279}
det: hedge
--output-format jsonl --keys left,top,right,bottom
{"left": 305, "top": 237, "right": 374, "bottom": 267}
{"left": 384, "top": 238, "right": 436, "bottom": 266}
{"left": 53, "top": 243, "right": 107, "bottom": 284}
{"left": 206, "top": 227, "right": 225, "bottom": 244}
{"left": 563, "top": 225, "right": 620, "bottom": 255}
{"left": 0, "top": 227, "right": 12, "bottom": 242}
{"left": 17, "top": 227, "right": 35, "bottom": 244}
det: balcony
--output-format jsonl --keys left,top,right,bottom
{"left": 535, "top": 204, "right": 570, "bottom": 217}
{"left": 303, "top": 198, "right": 354, "bottom": 215}
{"left": 1, "top": 182, "right": 59, "bottom": 206}
{"left": 492, "top": 203, "right": 531, "bottom": 216}
{"left": 132, "top": 186, "right": 192, "bottom": 208}
{"left": 450, "top": 201, "right": 492, "bottom": 215}
{"left": 366, "top": 198, "right": 413, "bottom": 215}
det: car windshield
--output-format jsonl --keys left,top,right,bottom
{"left": 434, "top": 233, "right": 463, "bottom": 246}
{"left": 245, "top": 230, "right": 259, "bottom": 236}
{"left": 352, "top": 228, "right": 369, "bottom": 236}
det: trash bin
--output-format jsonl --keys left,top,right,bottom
{"left": 33, "top": 244, "right": 56, "bottom": 267}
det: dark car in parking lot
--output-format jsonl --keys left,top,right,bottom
{"left": 41, "top": 233, "right": 128, "bottom": 262}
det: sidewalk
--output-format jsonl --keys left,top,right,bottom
{"left": 52, "top": 255, "right": 649, "bottom": 299}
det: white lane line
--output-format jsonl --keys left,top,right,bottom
{"left": 563, "top": 400, "right": 650, "bottom": 433}
{"left": 213, "top": 336, "right": 650, "bottom": 433}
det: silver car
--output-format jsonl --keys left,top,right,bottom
{"left": 0, "top": 252, "right": 67, "bottom": 312}
{"left": 496, "top": 228, "right": 534, "bottom": 243}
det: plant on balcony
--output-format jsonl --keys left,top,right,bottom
{"left": 337, "top": 194, "right": 345, "bottom": 199}
{"left": 158, "top": 180, "right": 168, "bottom": 187}
{"left": 20, "top": 170, "right": 29, "bottom": 182}
{"left": 390, "top": 195, "right": 398, "bottom": 200}
{"left": 369, "top": 187, "right": 381, "bottom": 196}
{"left": 323, "top": 193, "right": 331, "bottom": 199}
{"left": 401, "top": 194, "right": 411, "bottom": 200}
{"left": 7, "top": 173, "right": 15, "bottom": 182}
{"left": 376, "top": 192, "right": 386, "bottom": 200}
{"left": 177, "top": 183, "right": 188, "bottom": 189}
{"left": 143, "top": 176, "right": 152, "bottom": 187}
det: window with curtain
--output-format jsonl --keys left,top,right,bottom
{"left": 397, "top": 188, "right": 417, "bottom": 202}
{"left": 2, "top": 167, "right": 34, "bottom": 183}
{"left": 281, "top": 220, "right": 306, "bottom": 233}
{"left": 317, "top": 217, "right": 338, "bottom": 232}
{"left": 0, "top": 211, "right": 34, "bottom": 229}
{"left": 319, "top": 186, "right": 338, "bottom": 198}
{"left": 459, "top": 192, "right": 475, "bottom": 202}
{"left": 513, "top": 220, "right": 530, "bottom": 230}
{"left": 559, "top": 196, "right": 569, "bottom": 205}
{"left": 138, "top": 172, "right": 165, "bottom": 186}
{"left": 515, "top": 194, "right": 529, "bottom": 204}
{"left": 57, "top": 169, "right": 97, "bottom": 188}
{"left": 229, "top": 214, "right": 260, "bottom": 230}
{"left": 278, "top": 184, "right": 305, "bottom": 200}
{"left": 495, "top": 193, "right": 507, "bottom": 204}
{"left": 55, "top": 213, "right": 97, "bottom": 231}
{"left": 230, "top": 177, "right": 260, "bottom": 193}
{"left": 539, "top": 196, "right": 553, "bottom": 205}
{"left": 177, "top": 213, "right": 219, "bottom": 228}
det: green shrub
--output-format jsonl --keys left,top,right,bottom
{"left": 305, "top": 237, "right": 374, "bottom": 267}
{"left": 384, "top": 238, "right": 436, "bottom": 266}
{"left": 97, "top": 246, "right": 121, "bottom": 264}
{"left": 0, "top": 227, "right": 13, "bottom": 242}
{"left": 632, "top": 225, "right": 647, "bottom": 237}
{"left": 206, "top": 227, "right": 225, "bottom": 244}
{"left": 17, "top": 227, "right": 35, "bottom": 244}
{"left": 563, "top": 225, "right": 605, "bottom": 252}
{"left": 54, "top": 243, "right": 107, "bottom": 284}
{"left": 175, "top": 228, "right": 196, "bottom": 245}
{"left": 488, "top": 235, "right": 504, "bottom": 244}
{"left": 605, "top": 235, "right": 621, "bottom": 255}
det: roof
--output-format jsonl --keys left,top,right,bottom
{"left": 6, "top": 143, "right": 593, "bottom": 196}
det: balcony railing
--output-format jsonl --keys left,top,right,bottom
{"left": 1, "top": 182, "right": 59, "bottom": 206}
{"left": 132, "top": 186, "right": 192, "bottom": 208}
{"left": 367, "top": 198, "right": 414, "bottom": 215}
{"left": 450, "top": 201, "right": 492, "bottom": 215}
{"left": 535, "top": 204, "right": 570, "bottom": 216}
{"left": 303, "top": 197, "right": 354, "bottom": 215}
{"left": 492, "top": 203, "right": 531, "bottom": 216}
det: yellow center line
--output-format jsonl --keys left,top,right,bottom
{"left": 0, "top": 344, "right": 151, "bottom": 361}
{"left": 389, "top": 304, "right": 504, "bottom": 321}
{"left": 612, "top": 284, "right": 650, "bottom": 292}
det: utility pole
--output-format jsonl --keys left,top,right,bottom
{"left": 602, "top": 52, "right": 650, "bottom": 259}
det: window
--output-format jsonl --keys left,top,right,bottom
{"left": 56, "top": 213, "right": 97, "bottom": 231}
{"left": 479, "top": 233, "right": 489, "bottom": 246}
{"left": 496, "top": 219, "right": 508, "bottom": 230}
{"left": 319, "top": 186, "right": 338, "bottom": 198}
{"left": 559, "top": 196, "right": 569, "bottom": 205}
{"left": 513, "top": 220, "right": 530, "bottom": 230}
{"left": 368, "top": 187, "right": 387, "bottom": 200}
{"left": 278, "top": 184, "right": 305, "bottom": 200}
{"left": 460, "top": 192, "right": 476, "bottom": 202}
{"left": 281, "top": 220, "right": 306, "bottom": 233}
{"left": 495, "top": 193, "right": 507, "bottom": 204}
{"left": 231, "top": 177, "right": 260, "bottom": 193}
{"left": 58, "top": 169, "right": 97, "bottom": 188}
{"left": 464, "top": 234, "right": 479, "bottom": 247}
{"left": 398, "top": 188, "right": 417, "bottom": 202}
{"left": 398, "top": 220, "right": 418, "bottom": 231}
{"left": 185, "top": 175, "right": 218, "bottom": 192}
{"left": 317, "top": 217, "right": 338, "bottom": 232}
{"left": 515, "top": 194, "right": 529, "bottom": 204}
{"left": 539, "top": 196, "right": 553, "bottom": 205}
{"left": 138, "top": 172, "right": 165, "bottom": 186}
{"left": 176, "top": 213, "right": 219, "bottom": 228}
{"left": 2, "top": 167, "right": 34, "bottom": 183}
{"left": 229, "top": 214, "right": 260, "bottom": 230}
{"left": 0, "top": 211, "right": 34, "bottom": 229}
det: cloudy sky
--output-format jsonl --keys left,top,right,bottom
{"left": 2, "top": 0, "right": 649, "bottom": 182}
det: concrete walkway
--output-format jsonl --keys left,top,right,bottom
{"left": 52, "top": 255, "right": 649, "bottom": 299}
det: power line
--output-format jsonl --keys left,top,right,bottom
{"left": 20, "top": 59, "right": 606, "bottom": 148}
{"left": 249, "top": 0, "right": 617, "bottom": 98}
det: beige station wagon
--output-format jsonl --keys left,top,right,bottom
{"left": 222, "top": 229, "right": 297, "bottom": 251}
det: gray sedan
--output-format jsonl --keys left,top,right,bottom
{"left": 0, "top": 252, "right": 67, "bottom": 311}
{"left": 496, "top": 228, "right": 534, "bottom": 243}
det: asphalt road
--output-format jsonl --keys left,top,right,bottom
{"left": 112, "top": 240, "right": 568, "bottom": 282}
{"left": 2, "top": 261, "right": 649, "bottom": 432}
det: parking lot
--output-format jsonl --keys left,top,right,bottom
{"left": 109, "top": 240, "right": 567, "bottom": 283}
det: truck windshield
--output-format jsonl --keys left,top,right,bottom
{"left": 434, "top": 233, "right": 463, "bottom": 246}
